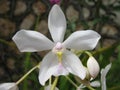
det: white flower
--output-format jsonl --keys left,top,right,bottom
{"left": 0, "top": 83, "right": 18, "bottom": 90}
{"left": 87, "top": 56, "right": 100, "bottom": 79}
{"left": 45, "top": 85, "right": 59, "bottom": 90}
{"left": 12, "top": 4, "right": 101, "bottom": 85}
{"left": 101, "top": 63, "right": 112, "bottom": 90}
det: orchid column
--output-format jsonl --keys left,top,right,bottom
{"left": 12, "top": 4, "right": 101, "bottom": 86}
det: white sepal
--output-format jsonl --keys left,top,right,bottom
{"left": 48, "top": 5, "right": 66, "bottom": 42}
{"left": 12, "top": 30, "right": 54, "bottom": 52}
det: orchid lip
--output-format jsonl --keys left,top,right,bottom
{"left": 53, "top": 63, "right": 66, "bottom": 75}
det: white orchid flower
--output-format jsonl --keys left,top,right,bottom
{"left": 0, "top": 83, "right": 18, "bottom": 90}
{"left": 12, "top": 4, "right": 101, "bottom": 85}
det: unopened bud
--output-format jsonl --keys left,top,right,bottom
{"left": 87, "top": 56, "right": 100, "bottom": 78}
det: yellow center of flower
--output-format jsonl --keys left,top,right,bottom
{"left": 56, "top": 51, "right": 63, "bottom": 63}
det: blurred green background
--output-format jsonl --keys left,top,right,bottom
{"left": 0, "top": 0, "right": 120, "bottom": 90}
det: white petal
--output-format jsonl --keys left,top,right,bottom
{"left": 39, "top": 52, "right": 58, "bottom": 86}
{"left": 39, "top": 51, "right": 69, "bottom": 85}
{"left": 87, "top": 57, "right": 100, "bottom": 78}
{"left": 101, "top": 63, "right": 112, "bottom": 90}
{"left": 63, "top": 30, "right": 101, "bottom": 50}
{"left": 62, "top": 50, "right": 86, "bottom": 80}
{"left": 0, "top": 83, "right": 18, "bottom": 90}
{"left": 48, "top": 5, "right": 66, "bottom": 42}
{"left": 90, "top": 81, "right": 100, "bottom": 87}
{"left": 12, "top": 30, "right": 54, "bottom": 52}
{"left": 45, "top": 85, "right": 59, "bottom": 90}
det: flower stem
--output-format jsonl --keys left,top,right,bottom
{"left": 85, "top": 51, "right": 92, "bottom": 57}
{"left": 87, "top": 86, "right": 96, "bottom": 90}
{"left": 16, "top": 64, "right": 40, "bottom": 85}
{"left": 50, "top": 77, "right": 59, "bottom": 90}
{"left": 49, "top": 77, "right": 52, "bottom": 85}
{"left": 65, "top": 76, "right": 78, "bottom": 88}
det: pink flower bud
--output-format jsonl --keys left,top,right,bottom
{"left": 49, "top": 0, "right": 60, "bottom": 5}
{"left": 87, "top": 56, "right": 100, "bottom": 79}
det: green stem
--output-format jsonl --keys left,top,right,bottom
{"left": 49, "top": 77, "right": 52, "bottom": 85}
{"left": 0, "top": 38, "right": 14, "bottom": 47}
{"left": 16, "top": 64, "right": 39, "bottom": 85}
{"left": 65, "top": 76, "right": 78, "bottom": 88}
{"left": 24, "top": 52, "right": 31, "bottom": 70}
{"left": 85, "top": 51, "right": 92, "bottom": 57}
{"left": 50, "top": 77, "right": 58, "bottom": 90}
{"left": 92, "top": 42, "right": 119, "bottom": 56}
{"left": 87, "top": 86, "right": 96, "bottom": 90}
{"left": 76, "top": 42, "right": 119, "bottom": 56}
{"left": 23, "top": 52, "right": 31, "bottom": 90}
{"left": 0, "top": 39, "right": 9, "bottom": 45}
{"left": 35, "top": 15, "right": 40, "bottom": 31}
